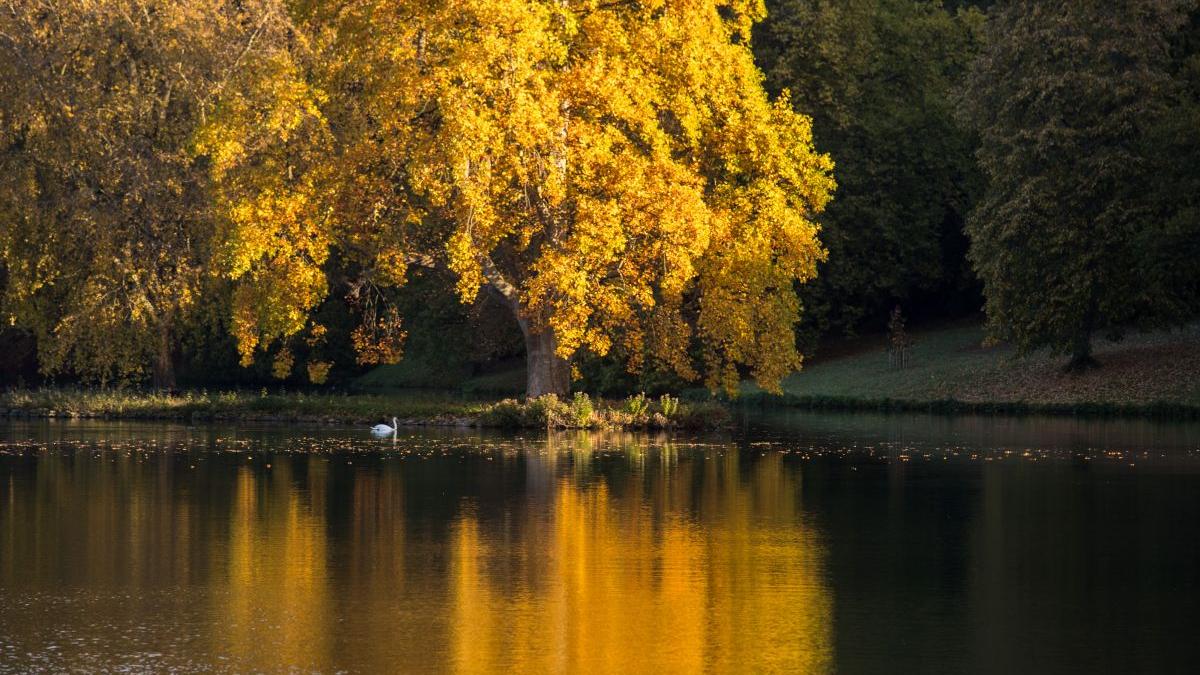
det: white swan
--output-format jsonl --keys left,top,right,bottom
{"left": 371, "top": 417, "right": 398, "bottom": 436}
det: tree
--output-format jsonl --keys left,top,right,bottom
{"left": 204, "top": 0, "right": 835, "bottom": 396}
{"left": 960, "top": 0, "right": 1195, "bottom": 370}
{"left": 0, "top": 0, "right": 296, "bottom": 386}
{"left": 1147, "top": 3, "right": 1200, "bottom": 320}
{"left": 755, "top": 0, "right": 984, "bottom": 347}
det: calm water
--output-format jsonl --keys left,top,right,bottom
{"left": 1, "top": 413, "right": 1199, "bottom": 673}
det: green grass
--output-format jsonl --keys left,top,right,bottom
{"left": 0, "top": 388, "right": 476, "bottom": 423}
{"left": 459, "top": 367, "right": 527, "bottom": 396}
{"left": 748, "top": 324, "right": 1001, "bottom": 401}
{"left": 0, "top": 387, "right": 729, "bottom": 429}
{"left": 352, "top": 359, "right": 473, "bottom": 392}
{"left": 741, "top": 321, "right": 1200, "bottom": 416}
{"left": 352, "top": 357, "right": 525, "bottom": 396}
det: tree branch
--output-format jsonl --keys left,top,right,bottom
{"left": 478, "top": 254, "right": 520, "bottom": 309}
{"left": 403, "top": 252, "right": 440, "bottom": 269}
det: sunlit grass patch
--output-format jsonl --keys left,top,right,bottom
{"left": 476, "top": 393, "right": 728, "bottom": 430}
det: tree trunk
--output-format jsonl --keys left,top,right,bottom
{"left": 1064, "top": 334, "right": 1099, "bottom": 373}
{"left": 523, "top": 326, "right": 570, "bottom": 398}
{"left": 1064, "top": 298, "right": 1100, "bottom": 373}
{"left": 152, "top": 323, "right": 177, "bottom": 390}
{"left": 474, "top": 253, "right": 569, "bottom": 397}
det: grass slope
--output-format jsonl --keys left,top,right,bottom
{"left": 353, "top": 357, "right": 525, "bottom": 396}
{"left": 744, "top": 322, "right": 1200, "bottom": 412}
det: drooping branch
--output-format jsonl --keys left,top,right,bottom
{"left": 478, "top": 254, "right": 520, "bottom": 310}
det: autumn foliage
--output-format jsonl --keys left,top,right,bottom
{"left": 6, "top": 1, "right": 1196, "bottom": 394}
{"left": 0, "top": 0, "right": 299, "bottom": 387}
{"left": 202, "top": 0, "right": 835, "bottom": 395}
{"left": 0, "top": 0, "right": 832, "bottom": 395}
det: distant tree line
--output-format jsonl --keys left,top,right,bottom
{"left": 1, "top": 0, "right": 1198, "bottom": 393}
{"left": 760, "top": 0, "right": 1200, "bottom": 369}
{"left": 755, "top": 0, "right": 988, "bottom": 350}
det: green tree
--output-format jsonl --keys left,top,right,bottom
{"left": 755, "top": 0, "right": 985, "bottom": 346}
{"left": 960, "top": 0, "right": 1195, "bottom": 370}
{"left": 1146, "top": 4, "right": 1200, "bottom": 320}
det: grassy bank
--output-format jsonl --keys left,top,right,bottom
{"left": 739, "top": 322, "right": 1200, "bottom": 419}
{"left": 0, "top": 388, "right": 729, "bottom": 430}
{"left": 7, "top": 323, "right": 1196, "bottom": 425}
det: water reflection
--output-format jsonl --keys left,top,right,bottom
{"left": 214, "top": 461, "right": 333, "bottom": 671}
{"left": 2, "top": 414, "right": 1200, "bottom": 673}
{"left": 0, "top": 428, "right": 833, "bottom": 673}
{"left": 448, "top": 448, "right": 830, "bottom": 673}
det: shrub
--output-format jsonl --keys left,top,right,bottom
{"left": 623, "top": 392, "right": 650, "bottom": 418}
{"left": 568, "top": 392, "right": 595, "bottom": 427}
{"left": 522, "top": 394, "right": 565, "bottom": 427}
{"left": 657, "top": 394, "right": 680, "bottom": 418}
{"left": 604, "top": 409, "right": 635, "bottom": 427}
{"left": 479, "top": 394, "right": 590, "bottom": 428}
{"left": 478, "top": 398, "right": 526, "bottom": 428}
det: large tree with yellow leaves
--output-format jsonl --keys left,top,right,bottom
{"left": 205, "top": 0, "right": 835, "bottom": 396}
{"left": 0, "top": 0, "right": 297, "bottom": 386}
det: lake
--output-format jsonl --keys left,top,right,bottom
{"left": 2, "top": 412, "right": 1199, "bottom": 673}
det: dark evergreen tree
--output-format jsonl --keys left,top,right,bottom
{"left": 960, "top": 0, "right": 1196, "bottom": 370}
{"left": 1148, "top": 3, "right": 1200, "bottom": 321}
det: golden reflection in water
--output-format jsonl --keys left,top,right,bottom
{"left": 1, "top": 437, "right": 831, "bottom": 672}
{"left": 449, "top": 447, "right": 833, "bottom": 674}
{"left": 212, "top": 459, "right": 333, "bottom": 671}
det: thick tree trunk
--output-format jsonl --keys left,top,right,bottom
{"left": 152, "top": 323, "right": 177, "bottom": 390}
{"left": 1064, "top": 334, "right": 1099, "bottom": 373}
{"left": 523, "top": 326, "right": 570, "bottom": 398}
{"left": 1064, "top": 298, "right": 1100, "bottom": 373}
{"left": 474, "top": 252, "right": 569, "bottom": 397}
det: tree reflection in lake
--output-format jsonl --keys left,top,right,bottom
{"left": 1, "top": 414, "right": 1199, "bottom": 673}
{"left": 446, "top": 435, "right": 831, "bottom": 674}
{"left": 0, "top": 425, "right": 832, "bottom": 673}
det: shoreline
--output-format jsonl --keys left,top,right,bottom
{"left": 737, "top": 392, "right": 1200, "bottom": 421}
{"left": 0, "top": 389, "right": 730, "bottom": 430}
{"left": 0, "top": 407, "right": 481, "bottom": 427}
{"left": 3, "top": 388, "right": 1199, "bottom": 427}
